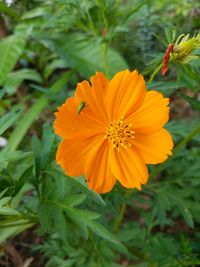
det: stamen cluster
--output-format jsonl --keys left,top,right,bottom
{"left": 105, "top": 119, "right": 135, "bottom": 151}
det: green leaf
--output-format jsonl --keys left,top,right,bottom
{"left": 40, "top": 123, "right": 55, "bottom": 170}
{"left": 87, "top": 221, "right": 121, "bottom": 245}
{"left": 53, "top": 207, "right": 67, "bottom": 241}
{"left": 41, "top": 177, "right": 58, "bottom": 199}
{"left": 170, "top": 195, "right": 194, "bottom": 228}
{"left": 66, "top": 208, "right": 100, "bottom": 221}
{"left": 154, "top": 193, "right": 170, "bottom": 227}
{"left": 0, "top": 149, "right": 31, "bottom": 172}
{"left": 177, "top": 64, "right": 199, "bottom": 91}
{"left": 7, "top": 95, "right": 48, "bottom": 152}
{"left": 0, "top": 89, "right": 6, "bottom": 99}
{"left": 147, "top": 81, "right": 183, "bottom": 90}
{"left": 4, "top": 69, "right": 42, "bottom": 95}
{"left": 21, "top": 7, "right": 47, "bottom": 20}
{"left": 38, "top": 203, "right": 52, "bottom": 232}
{"left": 146, "top": 81, "right": 185, "bottom": 96}
{"left": 0, "top": 34, "right": 27, "bottom": 86}
{"left": 50, "top": 167, "right": 106, "bottom": 206}
{"left": 0, "top": 207, "right": 20, "bottom": 216}
{"left": 67, "top": 175, "right": 106, "bottom": 207}
{"left": 0, "top": 219, "right": 33, "bottom": 229}
{"left": 63, "top": 194, "right": 87, "bottom": 207}
{"left": 0, "top": 189, "right": 8, "bottom": 199}
{"left": 64, "top": 208, "right": 89, "bottom": 240}
{"left": 11, "top": 183, "right": 33, "bottom": 209}
{"left": 0, "top": 2, "right": 19, "bottom": 20}
{"left": 181, "top": 207, "right": 194, "bottom": 229}
{"left": 0, "top": 197, "right": 12, "bottom": 207}
{"left": 49, "top": 171, "right": 66, "bottom": 199}
{"left": 180, "top": 93, "right": 200, "bottom": 113}
{"left": 0, "top": 150, "right": 31, "bottom": 162}
{"left": 66, "top": 208, "right": 100, "bottom": 240}
{"left": 0, "top": 222, "right": 33, "bottom": 243}
{"left": 47, "top": 34, "right": 128, "bottom": 78}
{"left": 7, "top": 70, "right": 74, "bottom": 152}
{"left": 121, "top": 0, "right": 151, "bottom": 25}
{"left": 49, "top": 71, "right": 74, "bottom": 94}
{"left": 31, "top": 135, "right": 41, "bottom": 177}
{"left": 44, "top": 59, "right": 69, "bottom": 79}
{"left": 0, "top": 109, "right": 22, "bottom": 135}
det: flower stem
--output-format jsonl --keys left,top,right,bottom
{"left": 150, "top": 123, "right": 200, "bottom": 178}
{"left": 173, "top": 123, "right": 200, "bottom": 154}
{"left": 149, "top": 63, "right": 162, "bottom": 83}
{"left": 86, "top": 10, "right": 97, "bottom": 36}
{"left": 113, "top": 189, "right": 134, "bottom": 232}
{"left": 113, "top": 202, "right": 126, "bottom": 232}
{"left": 101, "top": 42, "right": 109, "bottom": 77}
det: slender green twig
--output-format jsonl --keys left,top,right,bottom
{"left": 113, "top": 189, "right": 134, "bottom": 232}
{"left": 113, "top": 202, "right": 126, "bottom": 233}
{"left": 150, "top": 123, "right": 200, "bottom": 179}
{"left": 149, "top": 63, "right": 162, "bottom": 83}
{"left": 173, "top": 123, "right": 200, "bottom": 154}
{"left": 35, "top": 181, "right": 41, "bottom": 200}
{"left": 86, "top": 10, "right": 97, "bottom": 37}
{"left": 101, "top": 42, "right": 109, "bottom": 77}
{"left": 97, "top": 0, "right": 108, "bottom": 29}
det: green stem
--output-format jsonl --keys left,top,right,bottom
{"left": 7, "top": 96, "right": 48, "bottom": 152}
{"left": 35, "top": 181, "right": 41, "bottom": 200}
{"left": 149, "top": 63, "right": 162, "bottom": 83}
{"left": 7, "top": 71, "right": 73, "bottom": 152}
{"left": 147, "top": 177, "right": 199, "bottom": 188}
{"left": 173, "top": 123, "right": 200, "bottom": 154}
{"left": 90, "top": 233, "right": 107, "bottom": 267}
{"left": 150, "top": 123, "right": 200, "bottom": 179}
{"left": 113, "top": 202, "right": 126, "bottom": 233}
{"left": 87, "top": 10, "right": 97, "bottom": 37}
{"left": 97, "top": 0, "right": 108, "bottom": 29}
{"left": 113, "top": 188, "right": 134, "bottom": 232}
{"left": 101, "top": 42, "right": 109, "bottom": 77}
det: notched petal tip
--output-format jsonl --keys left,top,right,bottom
{"left": 90, "top": 71, "right": 109, "bottom": 85}
{"left": 95, "top": 71, "right": 106, "bottom": 76}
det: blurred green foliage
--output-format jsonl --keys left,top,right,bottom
{"left": 0, "top": 0, "right": 200, "bottom": 266}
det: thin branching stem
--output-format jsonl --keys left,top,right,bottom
{"left": 150, "top": 123, "right": 200, "bottom": 179}
{"left": 149, "top": 63, "right": 162, "bottom": 83}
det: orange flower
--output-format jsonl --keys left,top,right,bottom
{"left": 54, "top": 70, "right": 173, "bottom": 193}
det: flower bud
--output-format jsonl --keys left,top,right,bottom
{"left": 161, "top": 33, "right": 200, "bottom": 75}
{"left": 172, "top": 33, "right": 200, "bottom": 63}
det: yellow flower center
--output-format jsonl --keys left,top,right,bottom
{"left": 105, "top": 118, "right": 135, "bottom": 151}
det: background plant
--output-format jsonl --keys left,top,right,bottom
{"left": 0, "top": 0, "right": 200, "bottom": 266}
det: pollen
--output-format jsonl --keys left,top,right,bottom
{"left": 105, "top": 118, "right": 135, "bottom": 151}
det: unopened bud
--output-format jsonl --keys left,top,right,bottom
{"left": 172, "top": 33, "right": 200, "bottom": 63}
{"left": 102, "top": 28, "right": 107, "bottom": 38}
{"left": 161, "top": 33, "right": 200, "bottom": 75}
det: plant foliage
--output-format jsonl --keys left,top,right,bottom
{"left": 0, "top": 0, "right": 200, "bottom": 266}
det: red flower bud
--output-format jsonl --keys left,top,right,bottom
{"left": 161, "top": 43, "right": 174, "bottom": 75}
{"left": 102, "top": 28, "right": 107, "bottom": 38}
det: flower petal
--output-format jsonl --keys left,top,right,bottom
{"left": 106, "top": 70, "right": 146, "bottom": 120}
{"left": 56, "top": 134, "right": 105, "bottom": 177}
{"left": 127, "top": 91, "right": 170, "bottom": 134}
{"left": 75, "top": 72, "right": 109, "bottom": 122}
{"left": 85, "top": 142, "right": 116, "bottom": 193}
{"left": 109, "top": 147, "right": 148, "bottom": 190}
{"left": 133, "top": 128, "right": 174, "bottom": 164}
{"left": 54, "top": 97, "right": 105, "bottom": 140}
